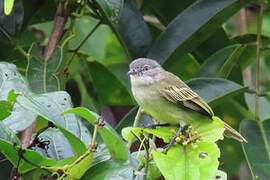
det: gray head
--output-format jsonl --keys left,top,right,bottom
{"left": 127, "top": 58, "right": 162, "bottom": 76}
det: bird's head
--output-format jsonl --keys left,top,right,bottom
{"left": 127, "top": 58, "right": 164, "bottom": 85}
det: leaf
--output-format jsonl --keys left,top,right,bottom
{"left": 87, "top": 60, "right": 134, "bottom": 106}
{"left": 147, "top": 0, "right": 251, "bottom": 64}
{"left": 240, "top": 119, "right": 270, "bottom": 180}
{"left": 62, "top": 107, "right": 129, "bottom": 161}
{"left": 163, "top": 53, "right": 200, "bottom": 81}
{"left": 94, "top": 0, "right": 152, "bottom": 59}
{"left": 214, "top": 100, "right": 252, "bottom": 176}
{"left": 122, "top": 116, "right": 224, "bottom": 143}
{"left": 196, "top": 44, "right": 245, "bottom": 78}
{"left": 245, "top": 94, "right": 270, "bottom": 120}
{"left": 17, "top": 91, "right": 91, "bottom": 156}
{"left": 0, "top": 121, "right": 20, "bottom": 145}
{"left": 4, "top": 0, "right": 14, "bottom": 15}
{"left": 186, "top": 77, "right": 248, "bottom": 107}
{"left": 231, "top": 34, "right": 270, "bottom": 69}
{"left": 152, "top": 142, "right": 220, "bottom": 180}
{"left": 0, "top": 139, "right": 56, "bottom": 173}
{"left": 117, "top": 0, "right": 152, "bottom": 58}
{"left": 68, "top": 16, "right": 110, "bottom": 60}
{"left": 31, "top": 128, "right": 79, "bottom": 160}
{"left": 26, "top": 43, "right": 62, "bottom": 93}
{"left": 0, "top": 0, "right": 23, "bottom": 37}
{"left": 81, "top": 159, "right": 138, "bottom": 180}
{"left": 0, "top": 62, "right": 36, "bottom": 132}
{"left": 142, "top": 0, "right": 197, "bottom": 25}
{"left": 191, "top": 28, "right": 233, "bottom": 63}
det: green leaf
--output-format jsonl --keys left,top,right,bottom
{"left": 245, "top": 94, "right": 270, "bottom": 120}
{"left": 87, "top": 60, "right": 134, "bottom": 106}
{"left": 186, "top": 78, "right": 248, "bottom": 106}
{"left": 196, "top": 44, "right": 245, "bottom": 78}
{"left": 17, "top": 91, "right": 91, "bottom": 156}
{"left": 147, "top": 0, "right": 252, "bottom": 64}
{"left": 0, "top": 62, "right": 36, "bottom": 132}
{"left": 142, "top": 0, "right": 197, "bottom": 25}
{"left": 191, "top": 28, "right": 233, "bottom": 63}
{"left": 68, "top": 16, "right": 110, "bottom": 60}
{"left": 62, "top": 107, "right": 129, "bottom": 161}
{"left": 26, "top": 43, "right": 62, "bottom": 93}
{"left": 0, "top": 121, "right": 20, "bottom": 145}
{"left": 94, "top": 0, "right": 152, "bottom": 59}
{"left": 4, "top": 0, "right": 14, "bottom": 15}
{"left": 82, "top": 159, "right": 138, "bottom": 180}
{"left": 164, "top": 53, "right": 200, "bottom": 81}
{"left": 32, "top": 128, "right": 82, "bottom": 160}
{"left": 240, "top": 119, "right": 270, "bottom": 180}
{"left": 117, "top": 0, "right": 152, "bottom": 58}
{"left": 122, "top": 116, "right": 224, "bottom": 143}
{"left": 153, "top": 142, "right": 220, "bottom": 180}
{"left": 0, "top": 139, "right": 56, "bottom": 173}
{"left": 214, "top": 99, "right": 252, "bottom": 176}
{"left": 0, "top": 101, "right": 13, "bottom": 120}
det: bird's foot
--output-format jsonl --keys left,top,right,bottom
{"left": 163, "top": 125, "right": 202, "bottom": 154}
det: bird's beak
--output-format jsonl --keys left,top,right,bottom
{"left": 127, "top": 69, "right": 136, "bottom": 75}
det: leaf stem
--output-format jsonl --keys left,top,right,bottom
{"left": 255, "top": 1, "right": 264, "bottom": 121}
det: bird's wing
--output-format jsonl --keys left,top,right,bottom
{"left": 161, "top": 85, "right": 214, "bottom": 117}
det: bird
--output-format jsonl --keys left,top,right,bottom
{"left": 127, "top": 58, "right": 247, "bottom": 152}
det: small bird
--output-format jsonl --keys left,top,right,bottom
{"left": 127, "top": 58, "right": 247, "bottom": 151}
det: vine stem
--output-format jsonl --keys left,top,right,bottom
{"left": 255, "top": 1, "right": 264, "bottom": 121}
{"left": 66, "top": 20, "right": 102, "bottom": 67}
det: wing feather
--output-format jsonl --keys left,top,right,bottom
{"left": 161, "top": 85, "right": 214, "bottom": 117}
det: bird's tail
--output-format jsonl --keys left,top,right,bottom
{"left": 223, "top": 122, "right": 247, "bottom": 143}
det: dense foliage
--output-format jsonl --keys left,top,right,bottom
{"left": 0, "top": 0, "right": 269, "bottom": 179}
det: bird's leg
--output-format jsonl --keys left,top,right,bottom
{"left": 164, "top": 125, "right": 183, "bottom": 154}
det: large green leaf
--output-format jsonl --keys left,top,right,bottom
{"left": 153, "top": 142, "right": 220, "bottom": 180}
{"left": 0, "top": 121, "right": 20, "bottom": 145}
{"left": 186, "top": 78, "right": 248, "bottom": 106}
{"left": 62, "top": 107, "right": 129, "bottom": 161}
{"left": 196, "top": 44, "right": 245, "bottom": 78}
{"left": 214, "top": 99, "right": 252, "bottom": 176}
{"left": 240, "top": 119, "right": 270, "bottom": 180}
{"left": 147, "top": 0, "right": 252, "bottom": 64}
{"left": 164, "top": 53, "right": 200, "bottom": 81}
{"left": 117, "top": 0, "right": 152, "bottom": 58}
{"left": 26, "top": 43, "right": 62, "bottom": 93}
{"left": 82, "top": 159, "right": 138, "bottom": 180}
{"left": 122, "top": 116, "right": 224, "bottom": 143}
{"left": 94, "top": 0, "right": 152, "bottom": 59}
{"left": 191, "top": 28, "right": 233, "bottom": 63}
{"left": 17, "top": 91, "right": 91, "bottom": 156}
{"left": 68, "top": 16, "right": 110, "bottom": 60}
{"left": 0, "top": 62, "right": 36, "bottom": 132}
{"left": 87, "top": 60, "right": 134, "bottom": 106}
{"left": 142, "top": 0, "right": 197, "bottom": 25}
{"left": 0, "top": 139, "right": 56, "bottom": 173}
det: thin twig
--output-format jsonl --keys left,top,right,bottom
{"left": 66, "top": 20, "right": 102, "bottom": 67}
{"left": 255, "top": 1, "right": 264, "bottom": 121}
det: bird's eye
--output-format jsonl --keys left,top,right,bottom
{"left": 144, "top": 66, "right": 150, "bottom": 71}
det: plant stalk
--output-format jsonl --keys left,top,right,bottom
{"left": 255, "top": 1, "right": 264, "bottom": 121}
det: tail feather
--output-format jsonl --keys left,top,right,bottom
{"left": 223, "top": 122, "right": 247, "bottom": 143}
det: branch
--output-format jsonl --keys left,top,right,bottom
{"left": 43, "top": 2, "right": 70, "bottom": 61}
{"left": 255, "top": 1, "right": 264, "bottom": 120}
